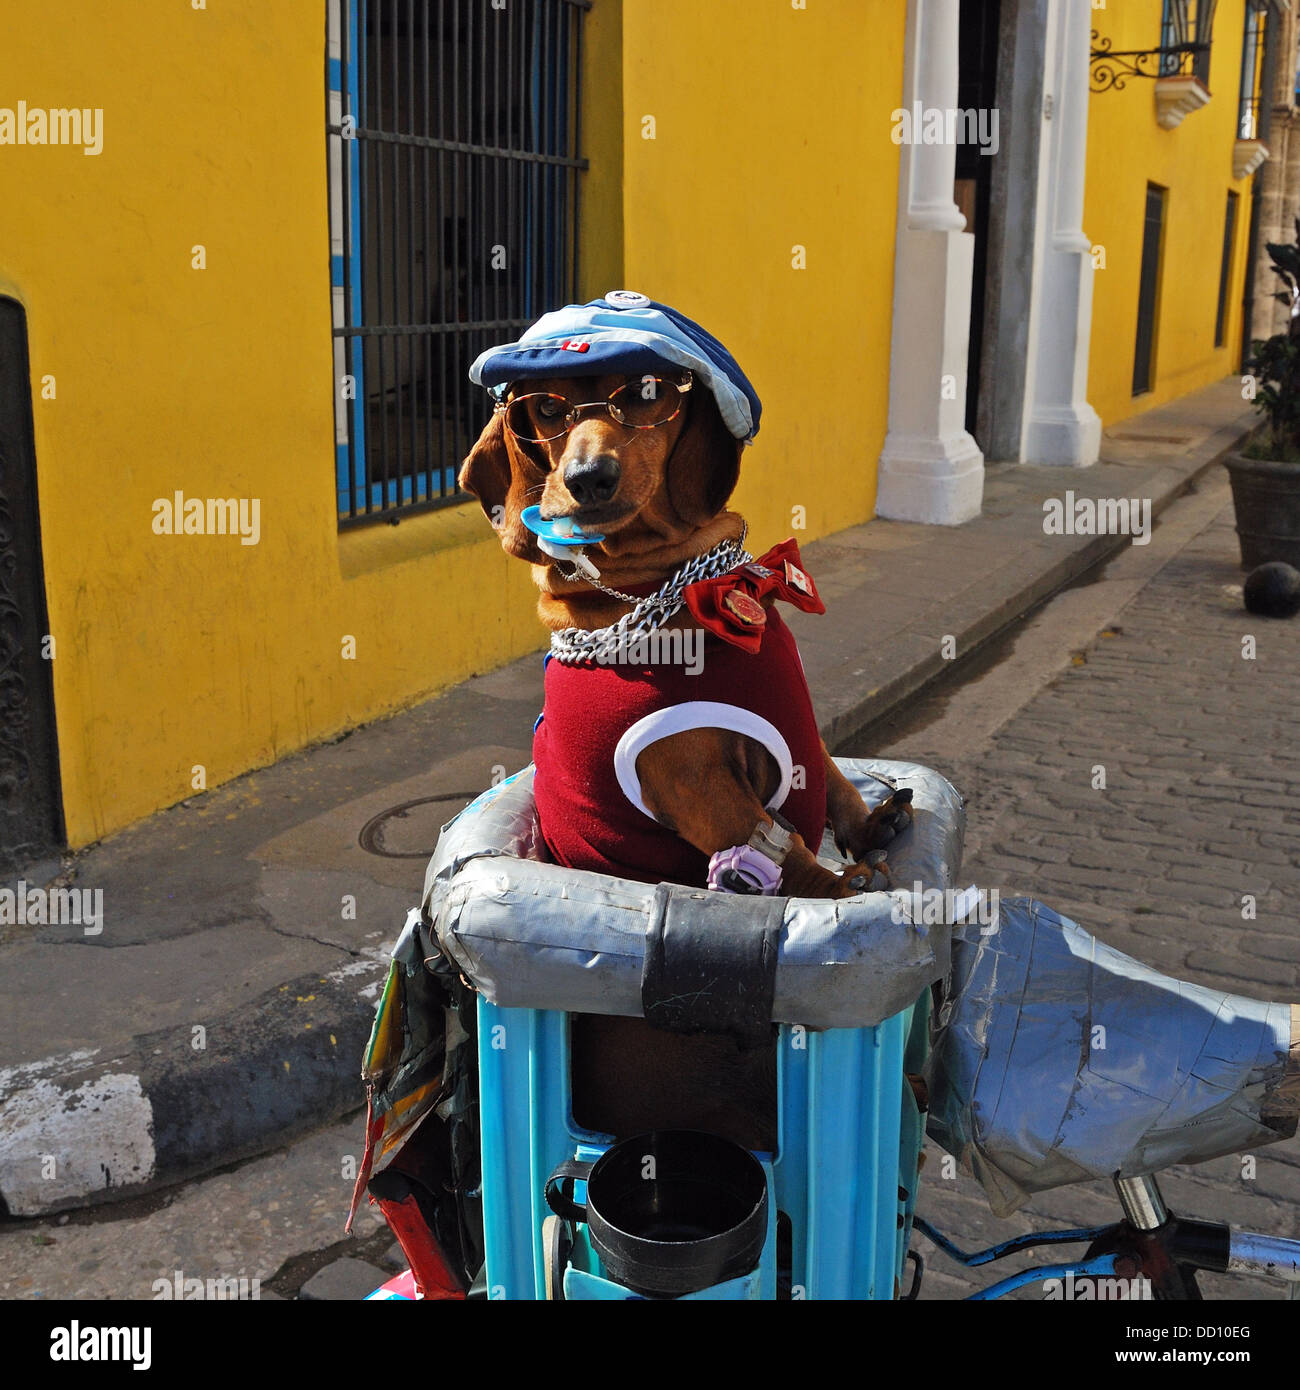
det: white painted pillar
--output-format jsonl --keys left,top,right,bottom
{"left": 876, "top": 0, "right": 985, "bottom": 527}
{"left": 1022, "top": 0, "right": 1102, "bottom": 466}
{"left": 910, "top": 17, "right": 968, "bottom": 232}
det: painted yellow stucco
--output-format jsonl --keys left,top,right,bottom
{"left": 619, "top": 0, "right": 905, "bottom": 545}
{"left": 0, "top": 0, "right": 617, "bottom": 846}
{"left": 0, "top": 0, "right": 904, "bottom": 848}
{"left": 1085, "top": 0, "right": 1260, "bottom": 426}
{"left": 20, "top": 0, "right": 1256, "bottom": 848}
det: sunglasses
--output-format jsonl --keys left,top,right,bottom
{"left": 497, "top": 373, "right": 693, "bottom": 443}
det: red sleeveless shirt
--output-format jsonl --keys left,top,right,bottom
{"left": 533, "top": 607, "right": 827, "bottom": 888}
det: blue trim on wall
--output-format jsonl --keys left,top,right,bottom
{"left": 354, "top": 466, "right": 460, "bottom": 512}
{"left": 335, "top": 0, "right": 368, "bottom": 516}
{"left": 337, "top": 459, "right": 460, "bottom": 516}
{"left": 335, "top": 442, "right": 352, "bottom": 513}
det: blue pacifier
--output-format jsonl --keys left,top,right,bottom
{"left": 520, "top": 506, "right": 605, "bottom": 548}
{"left": 520, "top": 506, "right": 605, "bottom": 580}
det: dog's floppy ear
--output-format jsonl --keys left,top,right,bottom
{"left": 459, "top": 409, "right": 542, "bottom": 560}
{"left": 665, "top": 388, "right": 744, "bottom": 526}
{"left": 459, "top": 409, "right": 511, "bottom": 523}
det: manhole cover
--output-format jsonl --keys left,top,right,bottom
{"left": 358, "top": 793, "right": 475, "bottom": 859}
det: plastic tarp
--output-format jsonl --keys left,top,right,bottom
{"left": 927, "top": 899, "right": 1300, "bottom": 1216}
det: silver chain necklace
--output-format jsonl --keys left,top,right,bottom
{"left": 550, "top": 524, "right": 751, "bottom": 665}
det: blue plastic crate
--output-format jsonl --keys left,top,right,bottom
{"left": 476, "top": 994, "right": 927, "bottom": 1300}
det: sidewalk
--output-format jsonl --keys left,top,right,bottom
{"left": 0, "top": 377, "right": 1258, "bottom": 1216}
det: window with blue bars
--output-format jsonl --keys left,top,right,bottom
{"left": 327, "top": 0, "right": 589, "bottom": 526}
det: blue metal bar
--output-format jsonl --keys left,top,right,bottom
{"left": 347, "top": 0, "right": 366, "bottom": 513}
{"left": 912, "top": 1216, "right": 1114, "bottom": 1267}
{"left": 969, "top": 1254, "right": 1120, "bottom": 1301}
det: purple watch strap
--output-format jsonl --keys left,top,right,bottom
{"left": 707, "top": 844, "right": 783, "bottom": 895}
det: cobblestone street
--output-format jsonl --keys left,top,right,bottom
{"left": 866, "top": 482, "right": 1300, "bottom": 1301}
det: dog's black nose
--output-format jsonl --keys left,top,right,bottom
{"left": 563, "top": 454, "right": 621, "bottom": 506}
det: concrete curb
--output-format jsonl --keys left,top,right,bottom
{"left": 0, "top": 955, "right": 385, "bottom": 1217}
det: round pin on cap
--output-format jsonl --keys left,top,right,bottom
{"left": 605, "top": 290, "right": 651, "bottom": 309}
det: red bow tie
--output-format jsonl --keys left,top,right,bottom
{"left": 682, "top": 539, "right": 824, "bottom": 653}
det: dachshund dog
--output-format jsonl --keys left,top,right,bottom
{"left": 459, "top": 369, "right": 905, "bottom": 898}
{"left": 459, "top": 307, "right": 909, "bottom": 1145}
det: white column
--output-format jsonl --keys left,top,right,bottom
{"left": 876, "top": 0, "right": 984, "bottom": 526}
{"left": 909, "top": 14, "right": 969, "bottom": 232}
{"left": 1022, "top": 0, "right": 1102, "bottom": 467}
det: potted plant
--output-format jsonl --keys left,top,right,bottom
{"left": 1227, "top": 218, "right": 1300, "bottom": 570}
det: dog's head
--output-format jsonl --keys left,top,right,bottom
{"left": 459, "top": 369, "right": 743, "bottom": 561}
{"left": 460, "top": 295, "right": 760, "bottom": 567}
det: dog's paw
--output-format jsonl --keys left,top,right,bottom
{"left": 834, "top": 851, "right": 891, "bottom": 897}
{"left": 861, "top": 791, "right": 915, "bottom": 853}
{"left": 832, "top": 791, "right": 914, "bottom": 862}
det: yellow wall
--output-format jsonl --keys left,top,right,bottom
{"left": 1, "top": 0, "right": 903, "bottom": 848}
{"left": 579, "top": 1, "right": 626, "bottom": 300}
{"left": 1086, "top": 0, "right": 1259, "bottom": 425}
{"left": 0, "top": 0, "right": 619, "bottom": 846}
{"left": 619, "top": 0, "right": 904, "bottom": 545}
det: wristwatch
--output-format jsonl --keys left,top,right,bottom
{"left": 705, "top": 813, "right": 799, "bottom": 896}
{"left": 707, "top": 845, "right": 783, "bottom": 895}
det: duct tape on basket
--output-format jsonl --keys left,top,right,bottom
{"left": 419, "top": 759, "right": 967, "bottom": 1032}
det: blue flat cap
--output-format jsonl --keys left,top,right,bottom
{"left": 468, "top": 291, "right": 762, "bottom": 442}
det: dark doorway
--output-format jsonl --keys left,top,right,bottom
{"left": 957, "top": 0, "right": 1001, "bottom": 439}
{"left": 1133, "top": 183, "right": 1168, "bottom": 396}
{"left": 0, "top": 297, "right": 64, "bottom": 873}
{"left": 1215, "top": 190, "right": 1239, "bottom": 349}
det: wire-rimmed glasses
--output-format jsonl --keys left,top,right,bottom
{"left": 496, "top": 373, "right": 693, "bottom": 442}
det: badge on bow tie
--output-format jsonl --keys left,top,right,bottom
{"left": 682, "top": 539, "right": 824, "bottom": 652}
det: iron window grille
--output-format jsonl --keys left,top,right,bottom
{"left": 1237, "top": 1, "right": 1269, "bottom": 140}
{"left": 1092, "top": 0, "right": 1218, "bottom": 91}
{"left": 327, "top": 0, "right": 589, "bottom": 527}
{"left": 1160, "top": 0, "right": 1217, "bottom": 84}
{"left": 1159, "top": 0, "right": 1180, "bottom": 75}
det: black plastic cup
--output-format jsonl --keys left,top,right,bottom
{"left": 545, "top": 1130, "right": 768, "bottom": 1298}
